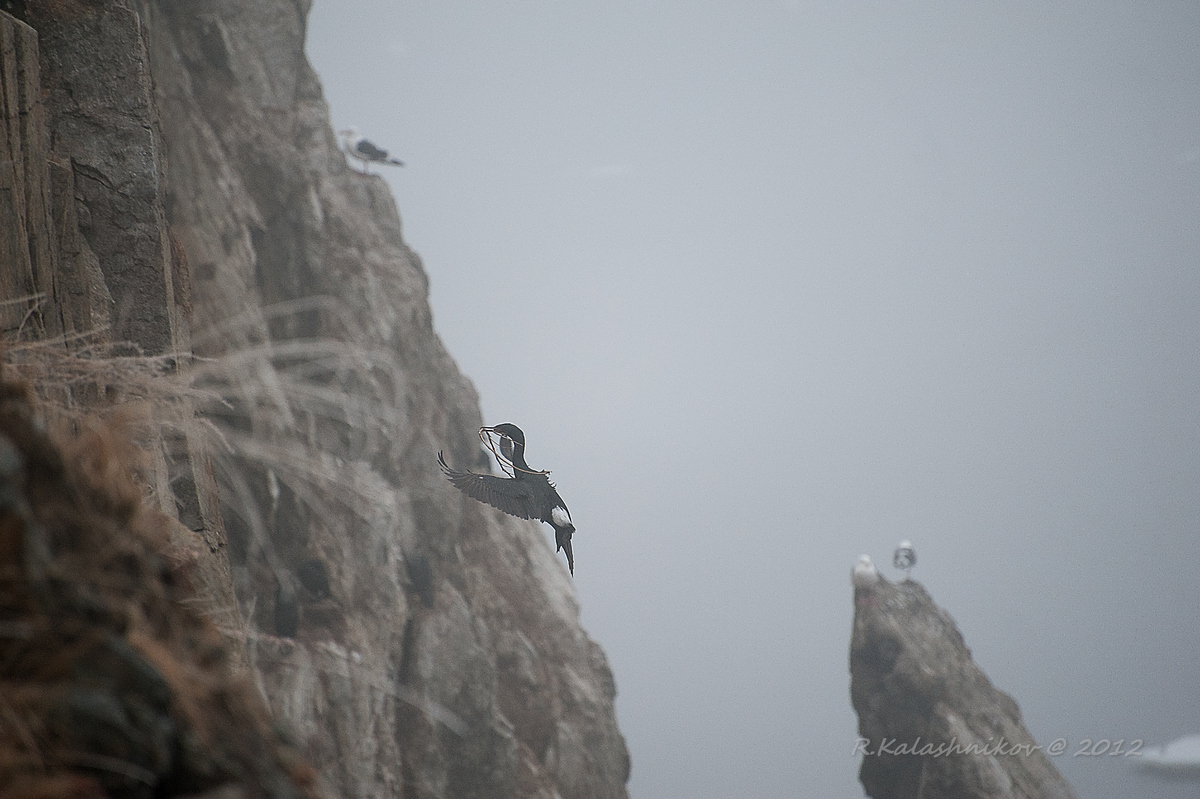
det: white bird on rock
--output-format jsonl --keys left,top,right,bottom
{"left": 852, "top": 555, "right": 881, "bottom": 589}
{"left": 893, "top": 539, "right": 916, "bottom": 580}
{"left": 338, "top": 127, "right": 405, "bottom": 174}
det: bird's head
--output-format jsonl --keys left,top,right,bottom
{"left": 484, "top": 423, "right": 524, "bottom": 446}
{"left": 482, "top": 423, "right": 525, "bottom": 460}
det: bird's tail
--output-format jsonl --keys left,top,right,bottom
{"left": 555, "top": 525, "right": 575, "bottom": 575}
{"left": 387, "top": 157, "right": 405, "bottom": 167}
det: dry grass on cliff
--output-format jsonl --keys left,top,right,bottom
{"left": 0, "top": 375, "right": 323, "bottom": 797}
{"left": 3, "top": 308, "right": 413, "bottom": 664}
{"left": 185, "top": 299, "right": 410, "bottom": 597}
{"left": 3, "top": 297, "right": 406, "bottom": 535}
{"left": 2, "top": 332, "right": 215, "bottom": 430}
{"left": 0, "top": 305, "right": 406, "bottom": 790}
{"left": 0, "top": 300, "right": 424, "bottom": 784}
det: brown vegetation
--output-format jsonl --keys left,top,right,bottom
{"left": 0, "top": 371, "right": 322, "bottom": 798}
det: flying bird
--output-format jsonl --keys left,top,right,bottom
{"left": 438, "top": 424, "right": 578, "bottom": 574}
{"left": 893, "top": 539, "right": 916, "bottom": 580}
{"left": 338, "top": 127, "right": 405, "bottom": 174}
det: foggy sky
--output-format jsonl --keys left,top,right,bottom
{"left": 306, "top": 3, "right": 1200, "bottom": 797}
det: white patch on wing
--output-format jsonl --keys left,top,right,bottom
{"left": 551, "top": 505, "right": 571, "bottom": 527}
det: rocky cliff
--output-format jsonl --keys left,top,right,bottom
{"left": 1, "top": 2, "right": 629, "bottom": 797}
{"left": 850, "top": 574, "right": 1078, "bottom": 799}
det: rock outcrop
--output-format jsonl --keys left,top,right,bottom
{"left": 850, "top": 575, "right": 1078, "bottom": 799}
{"left": 1, "top": 2, "right": 630, "bottom": 797}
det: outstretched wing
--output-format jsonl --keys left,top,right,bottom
{"left": 438, "top": 451, "right": 539, "bottom": 520}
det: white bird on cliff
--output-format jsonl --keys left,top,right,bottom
{"left": 338, "top": 127, "right": 405, "bottom": 174}
{"left": 893, "top": 539, "right": 916, "bottom": 580}
{"left": 852, "top": 555, "right": 881, "bottom": 589}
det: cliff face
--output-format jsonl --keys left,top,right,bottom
{"left": 850, "top": 576, "right": 1078, "bottom": 799}
{"left": 1, "top": 2, "right": 629, "bottom": 797}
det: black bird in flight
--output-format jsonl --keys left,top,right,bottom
{"left": 438, "top": 423, "right": 577, "bottom": 574}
